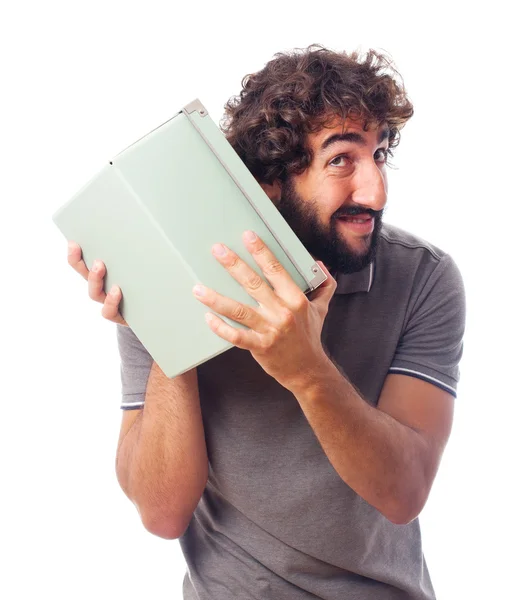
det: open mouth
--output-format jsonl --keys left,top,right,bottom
{"left": 337, "top": 214, "right": 375, "bottom": 234}
{"left": 338, "top": 216, "right": 372, "bottom": 223}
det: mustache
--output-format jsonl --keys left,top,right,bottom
{"left": 334, "top": 207, "right": 384, "bottom": 219}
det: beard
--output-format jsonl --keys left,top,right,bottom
{"left": 275, "top": 177, "right": 384, "bottom": 274}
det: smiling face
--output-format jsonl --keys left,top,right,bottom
{"left": 268, "top": 116, "right": 390, "bottom": 274}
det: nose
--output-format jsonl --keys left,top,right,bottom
{"left": 350, "top": 160, "right": 387, "bottom": 212}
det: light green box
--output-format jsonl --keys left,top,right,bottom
{"left": 52, "top": 99, "right": 326, "bottom": 378}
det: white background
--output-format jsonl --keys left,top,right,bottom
{"left": 2, "top": 1, "right": 525, "bottom": 598}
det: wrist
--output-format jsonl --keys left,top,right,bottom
{"left": 284, "top": 352, "right": 338, "bottom": 398}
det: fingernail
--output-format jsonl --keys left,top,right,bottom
{"left": 109, "top": 285, "right": 119, "bottom": 296}
{"left": 67, "top": 242, "right": 74, "bottom": 255}
{"left": 193, "top": 284, "right": 205, "bottom": 297}
{"left": 212, "top": 243, "right": 227, "bottom": 256}
{"left": 92, "top": 260, "right": 98, "bottom": 271}
{"left": 244, "top": 230, "right": 257, "bottom": 243}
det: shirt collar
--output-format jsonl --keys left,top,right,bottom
{"left": 332, "top": 261, "right": 375, "bottom": 295}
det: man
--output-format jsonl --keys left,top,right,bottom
{"left": 68, "top": 45, "right": 465, "bottom": 599}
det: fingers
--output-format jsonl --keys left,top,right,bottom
{"left": 67, "top": 241, "right": 90, "bottom": 280}
{"left": 203, "top": 312, "right": 254, "bottom": 350}
{"left": 210, "top": 240, "right": 283, "bottom": 311}
{"left": 101, "top": 285, "right": 128, "bottom": 326}
{"left": 88, "top": 259, "right": 107, "bottom": 303}
{"left": 67, "top": 240, "right": 128, "bottom": 326}
{"left": 67, "top": 240, "right": 106, "bottom": 301}
{"left": 192, "top": 284, "right": 265, "bottom": 334}
{"left": 241, "top": 231, "right": 302, "bottom": 304}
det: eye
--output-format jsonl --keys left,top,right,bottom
{"left": 329, "top": 154, "right": 349, "bottom": 168}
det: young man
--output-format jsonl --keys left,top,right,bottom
{"left": 68, "top": 45, "right": 465, "bottom": 599}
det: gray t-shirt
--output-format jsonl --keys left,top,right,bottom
{"left": 117, "top": 223, "right": 466, "bottom": 599}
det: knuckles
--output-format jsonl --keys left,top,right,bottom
{"left": 258, "top": 335, "right": 275, "bottom": 352}
{"left": 245, "top": 273, "right": 263, "bottom": 292}
{"left": 227, "top": 254, "right": 241, "bottom": 269}
{"left": 231, "top": 330, "right": 244, "bottom": 346}
{"left": 231, "top": 304, "right": 250, "bottom": 322}
{"left": 251, "top": 242, "right": 267, "bottom": 256}
{"left": 290, "top": 294, "right": 309, "bottom": 313}
{"left": 264, "top": 259, "right": 284, "bottom": 276}
{"left": 279, "top": 308, "right": 296, "bottom": 329}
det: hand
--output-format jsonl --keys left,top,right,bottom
{"left": 192, "top": 231, "right": 337, "bottom": 390}
{"left": 67, "top": 241, "right": 128, "bottom": 326}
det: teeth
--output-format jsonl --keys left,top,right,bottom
{"left": 339, "top": 216, "right": 371, "bottom": 223}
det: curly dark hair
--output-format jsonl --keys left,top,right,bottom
{"left": 220, "top": 44, "right": 414, "bottom": 185}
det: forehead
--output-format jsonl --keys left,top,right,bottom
{"left": 307, "top": 115, "right": 389, "bottom": 152}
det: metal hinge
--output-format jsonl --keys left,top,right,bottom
{"left": 182, "top": 99, "right": 208, "bottom": 117}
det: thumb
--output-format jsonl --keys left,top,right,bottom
{"left": 308, "top": 261, "right": 337, "bottom": 308}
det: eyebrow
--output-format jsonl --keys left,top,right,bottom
{"left": 319, "top": 127, "right": 390, "bottom": 153}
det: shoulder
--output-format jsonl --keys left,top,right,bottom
{"left": 375, "top": 223, "right": 464, "bottom": 310}
{"left": 378, "top": 222, "right": 445, "bottom": 261}
{"left": 376, "top": 226, "right": 466, "bottom": 392}
{"left": 376, "top": 222, "right": 461, "bottom": 281}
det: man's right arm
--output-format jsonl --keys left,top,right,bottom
{"left": 66, "top": 242, "right": 208, "bottom": 539}
{"left": 116, "top": 362, "right": 208, "bottom": 540}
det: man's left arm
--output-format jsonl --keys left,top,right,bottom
{"left": 288, "top": 252, "right": 465, "bottom": 524}
{"left": 288, "top": 363, "right": 454, "bottom": 525}
{"left": 194, "top": 233, "right": 465, "bottom": 525}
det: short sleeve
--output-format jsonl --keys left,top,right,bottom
{"left": 116, "top": 324, "right": 154, "bottom": 410}
{"left": 388, "top": 253, "right": 466, "bottom": 397}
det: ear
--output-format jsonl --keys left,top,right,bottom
{"left": 259, "top": 180, "right": 282, "bottom": 203}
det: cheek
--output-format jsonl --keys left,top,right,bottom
{"left": 296, "top": 174, "right": 344, "bottom": 221}
{"left": 309, "top": 194, "right": 340, "bottom": 225}
{"left": 322, "top": 181, "right": 350, "bottom": 217}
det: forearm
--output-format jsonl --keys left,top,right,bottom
{"left": 288, "top": 359, "right": 430, "bottom": 524}
{"left": 117, "top": 363, "right": 208, "bottom": 537}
